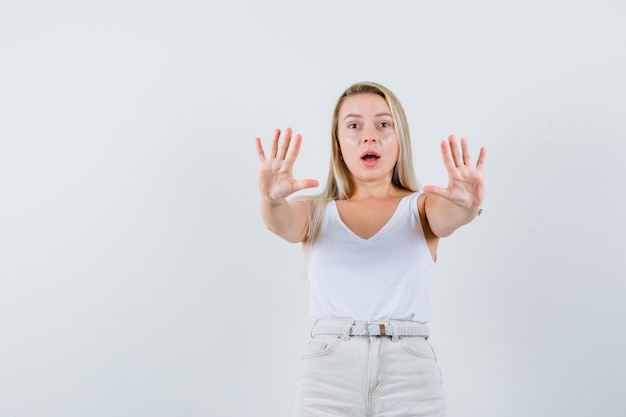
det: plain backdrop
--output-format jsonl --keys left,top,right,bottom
{"left": 1, "top": 1, "right": 625, "bottom": 416}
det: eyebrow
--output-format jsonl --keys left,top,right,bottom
{"left": 343, "top": 112, "right": 393, "bottom": 120}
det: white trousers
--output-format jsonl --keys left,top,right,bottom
{"left": 294, "top": 320, "right": 446, "bottom": 417}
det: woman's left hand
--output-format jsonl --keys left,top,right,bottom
{"left": 423, "top": 135, "right": 486, "bottom": 210}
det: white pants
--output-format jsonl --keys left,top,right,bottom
{"left": 294, "top": 320, "right": 446, "bottom": 417}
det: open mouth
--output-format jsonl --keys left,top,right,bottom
{"left": 360, "top": 152, "right": 381, "bottom": 162}
{"left": 360, "top": 151, "right": 381, "bottom": 166}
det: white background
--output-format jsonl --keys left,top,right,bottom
{"left": 1, "top": 1, "right": 625, "bottom": 416}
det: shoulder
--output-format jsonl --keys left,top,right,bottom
{"left": 417, "top": 193, "right": 440, "bottom": 261}
{"left": 293, "top": 195, "right": 334, "bottom": 211}
{"left": 413, "top": 192, "right": 425, "bottom": 211}
{"left": 416, "top": 193, "right": 435, "bottom": 237}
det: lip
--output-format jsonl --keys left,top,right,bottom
{"left": 360, "top": 150, "right": 381, "bottom": 167}
{"left": 360, "top": 150, "right": 381, "bottom": 158}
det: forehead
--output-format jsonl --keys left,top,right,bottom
{"left": 339, "top": 93, "right": 391, "bottom": 117}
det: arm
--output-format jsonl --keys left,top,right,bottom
{"left": 256, "top": 128, "right": 319, "bottom": 243}
{"left": 422, "top": 135, "right": 486, "bottom": 238}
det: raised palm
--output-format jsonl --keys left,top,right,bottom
{"left": 423, "top": 135, "right": 486, "bottom": 209}
{"left": 256, "top": 128, "right": 319, "bottom": 200}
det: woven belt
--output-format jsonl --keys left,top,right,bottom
{"left": 311, "top": 322, "right": 429, "bottom": 338}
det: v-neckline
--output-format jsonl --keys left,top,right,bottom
{"left": 332, "top": 193, "right": 412, "bottom": 241}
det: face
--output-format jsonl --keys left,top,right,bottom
{"left": 336, "top": 93, "right": 399, "bottom": 183}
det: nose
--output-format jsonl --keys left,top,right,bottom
{"left": 361, "top": 126, "right": 377, "bottom": 143}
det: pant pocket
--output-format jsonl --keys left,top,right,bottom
{"left": 400, "top": 337, "right": 437, "bottom": 360}
{"left": 301, "top": 334, "right": 341, "bottom": 359}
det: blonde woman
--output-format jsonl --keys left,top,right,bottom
{"left": 256, "top": 81, "right": 486, "bottom": 417}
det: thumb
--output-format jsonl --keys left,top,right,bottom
{"left": 293, "top": 179, "right": 320, "bottom": 193}
{"left": 422, "top": 185, "right": 449, "bottom": 198}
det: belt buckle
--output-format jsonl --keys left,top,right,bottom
{"left": 367, "top": 323, "right": 387, "bottom": 337}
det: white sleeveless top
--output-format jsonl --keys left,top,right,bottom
{"left": 308, "top": 192, "right": 434, "bottom": 323}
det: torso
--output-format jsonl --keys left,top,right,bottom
{"left": 335, "top": 193, "right": 410, "bottom": 240}
{"left": 335, "top": 192, "right": 439, "bottom": 260}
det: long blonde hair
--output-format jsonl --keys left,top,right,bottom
{"left": 302, "top": 81, "right": 421, "bottom": 245}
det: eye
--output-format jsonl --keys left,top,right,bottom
{"left": 348, "top": 123, "right": 359, "bottom": 129}
{"left": 379, "top": 121, "right": 391, "bottom": 128}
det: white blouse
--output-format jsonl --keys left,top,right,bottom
{"left": 308, "top": 192, "right": 435, "bottom": 323}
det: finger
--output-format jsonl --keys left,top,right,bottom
{"left": 439, "top": 139, "right": 456, "bottom": 173}
{"left": 422, "top": 184, "right": 450, "bottom": 199}
{"left": 460, "top": 137, "right": 472, "bottom": 166}
{"left": 293, "top": 178, "right": 320, "bottom": 192}
{"left": 269, "top": 129, "right": 281, "bottom": 158}
{"left": 277, "top": 127, "right": 293, "bottom": 160}
{"left": 448, "top": 135, "right": 463, "bottom": 167}
{"left": 285, "top": 133, "right": 303, "bottom": 164}
{"left": 255, "top": 137, "right": 267, "bottom": 161}
{"left": 476, "top": 146, "right": 487, "bottom": 170}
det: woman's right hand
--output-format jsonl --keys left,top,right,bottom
{"left": 255, "top": 128, "right": 319, "bottom": 200}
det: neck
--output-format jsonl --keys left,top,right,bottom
{"left": 350, "top": 182, "right": 406, "bottom": 200}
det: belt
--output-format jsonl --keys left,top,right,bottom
{"left": 311, "top": 322, "right": 429, "bottom": 338}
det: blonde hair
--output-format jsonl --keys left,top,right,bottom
{"left": 302, "top": 81, "right": 421, "bottom": 245}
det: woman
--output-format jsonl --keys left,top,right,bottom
{"left": 255, "top": 81, "right": 486, "bottom": 417}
